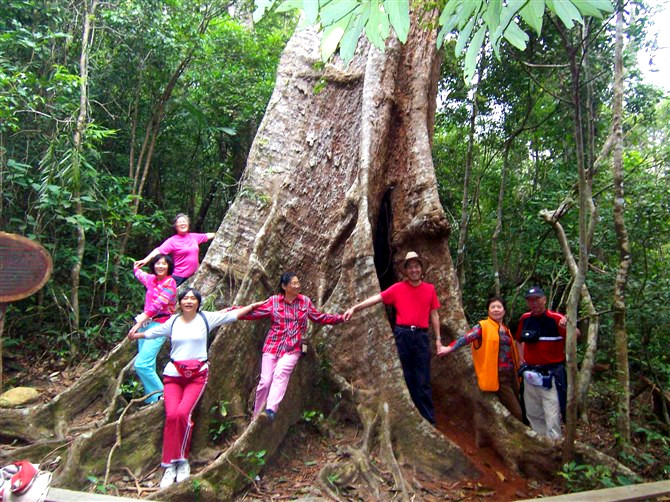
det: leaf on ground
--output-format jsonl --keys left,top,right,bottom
{"left": 475, "top": 486, "right": 497, "bottom": 496}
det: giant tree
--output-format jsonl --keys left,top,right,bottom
{"left": 1, "top": 2, "right": 637, "bottom": 500}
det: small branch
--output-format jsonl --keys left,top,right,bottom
{"left": 123, "top": 467, "right": 142, "bottom": 497}
{"left": 103, "top": 390, "right": 161, "bottom": 487}
{"left": 520, "top": 61, "right": 569, "bottom": 68}
{"left": 225, "top": 457, "right": 261, "bottom": 492}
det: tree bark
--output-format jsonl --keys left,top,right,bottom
{"left": 558, "top": 24, "right": 591, "bottom": 464}
{"left": 611, "top": 0, "right": 632, "bottom": 452}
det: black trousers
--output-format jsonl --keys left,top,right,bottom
{"left": 393, "top": 326, "right": 435, "bottom": 424}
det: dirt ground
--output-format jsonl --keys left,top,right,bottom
{"left": 3, "top": 356, "right": 667, "bottom": 500}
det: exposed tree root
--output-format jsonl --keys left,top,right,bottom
{"left": 0, "top": 338, "right": 135, "bottom": 443}
{"left": 52, "top": 404, "right": 164, "bottom": 489}
{"left": 314, "top": 373, "right": 412, "bottom": 501}
{"left": 104, "top": 391, "right": 161, "bottom": 486}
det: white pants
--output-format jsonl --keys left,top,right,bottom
{"left": 524, "top": 380, "right": 562, "bottom": 440}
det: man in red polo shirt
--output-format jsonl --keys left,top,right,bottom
{"left": 516, "top": 286, "right": 568, "bottom": 440}
{"left": 344, "top": 251, "right": 442, "bottom": 425}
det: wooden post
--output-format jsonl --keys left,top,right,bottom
{"left": 0, "top": 302, "right": 6, "bottom": 393}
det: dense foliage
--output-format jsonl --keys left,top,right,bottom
{"left": 1, "top": 0, "right": 295, "bottom": 359}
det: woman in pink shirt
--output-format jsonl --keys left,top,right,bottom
{"left": 135, "top": 214, "right": 215, "bottom": 286}
{"left": 128, "top": 254, "right": 177, "bottom": 404}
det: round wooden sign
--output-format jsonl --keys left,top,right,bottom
{"left": 0, "top": 232, "right": 53, "bottom": 303}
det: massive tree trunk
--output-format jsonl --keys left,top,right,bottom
{"left": 0, "top": 14, "right": 637, "bottom": 501}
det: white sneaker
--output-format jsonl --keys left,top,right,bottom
{"left": 175, "top": 461, "right": 190, "bottom": 483}
{"left": 159, "top": 465, "right": 176, "bottom": 489}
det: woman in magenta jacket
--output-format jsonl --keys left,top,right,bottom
{"left": 135, "top": 213, "right": 215, "bottom": 286}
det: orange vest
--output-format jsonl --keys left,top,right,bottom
{"left": 471, "top": 317, "right": 519, "bottom": 392}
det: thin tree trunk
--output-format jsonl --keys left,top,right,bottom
{"left": 69, "top": 0, "right": 98, "bottom": 357}
{"left": 559, "top": 25, "right": 591, "bottom": 464}
{"left": 492, "top": 144, "right": 508, "bottom": 297}
{"left": 540, "top": 206, "right": 600, "bottom": 422}
{"left": 455, "top": 61, "right": 482, "bottom": 288}
{"left": 612, "top": 0, "right": 632, "bottom": 452}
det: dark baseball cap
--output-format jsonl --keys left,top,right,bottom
{"left": 525, "top": 286, "right": 545, "bottom": 298}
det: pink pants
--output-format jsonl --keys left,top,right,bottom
{"left": 253, "top": 352, "right": 301, "bottom": 416}
{"left": 161, "top": 371, "right": 208, "bottom": 466}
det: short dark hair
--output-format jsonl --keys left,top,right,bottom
{"left": 178, "top": 287, "right": 202, "bottom": 310}
{"left": 486, "top": 295, "right": 507, "bottom": 311}
{"left": 173, "top": 213, "right": 190, "bottom": 232}
{"left": 149, "top": 253, "right": 174, "bottom": 276}
{"left": 279, "top": 272, "right": 298, "bottom": 293}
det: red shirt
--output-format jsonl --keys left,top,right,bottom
{"left": 380, "top": 281, "right": 440, "bottom": 328}
{"left": 240, "top": 294, "right": 344, "bottom": 357}
{"left": 515, "top": 310, "right": 566, "bottom": 366}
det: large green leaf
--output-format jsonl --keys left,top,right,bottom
{"left": 365, "top": 0, "right": 387, "bottom": 50}
{"left": 455, "top": 16, "right": 476, "bottom": 55}
{"left": 482, "top": 0, "right": 501, "bottom": 32}
{"left": 340, "top": 3, "right": 370, "bottom": 61}
{"left": 321, "top": 14, "right": 352, "bottom": 61}
{"left": 320, "top": 0, "right": 358, "bottom": 26}
{"left": 571, "top": 0, "right": 612, "bottom": 17}
{"left": 464, "top": 25, "right": 485, "bottom": 82}
{"left": 519, "top": 0, "right": 544, "bottom": 35}
{"left": 547, "top": 0, "right": 583, "bottom": 29}
{"left": 302, "top": 0, "right": 320, "bottom": 23}
{"left": 384, "top": 0, "right": 410, "bottom": 43}
{"left": 456, "top": 0, "right": 481, "bottom": 30}
{"left": 504, "top": 20, "right": 529, "bottom": 50}
{"left": 253, "top": 0, "right": 277, "bottom": 23}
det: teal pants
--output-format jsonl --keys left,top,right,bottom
{"left": 134, "top": 321, "right": 166, "bottom": 403}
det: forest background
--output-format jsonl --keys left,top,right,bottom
{"left": 2, "top": 0, "right": 670, "bottom": 495}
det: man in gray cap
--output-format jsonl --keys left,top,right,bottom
{"left": 515, "top": 286, "right": 568, "bottom": 440}
{"left": 344, "top": 251, "right": 442, "bottom": 425}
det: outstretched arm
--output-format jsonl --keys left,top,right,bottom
{"left": 128, "top": 318, "right": 171, "bottom": 340}
{"left": 134, "top": 248, "right": 160, "bottom": 269}
{"left": 343, "top": 294, "right": 383, "bottom": 321}
{"left": 229, "top": 300, "right": 265, "bottom": 318}
{"left": 431, "top": 309, "right": 442, "bottom": 352}
{"left": 437, "top": 324, "right": 482, "bottom": 357}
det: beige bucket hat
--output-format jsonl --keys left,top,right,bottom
{"left": 402, "top": 251, "right": 427, "bottom": 270}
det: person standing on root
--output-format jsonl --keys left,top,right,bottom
{"left": 128, "top": 253, "right": 177, "bottom": 404}
{"left": 515, "top": 286, "right": 572, "bottom": 441}
{"left": 241, "top": 272, "right": 346, "bottom": 421}
{"left": 438, "top": 296, "right": 522, "bottom": 421}
{"left": 134, "top": 213, "right": 215, "bottom": 286}
{"left": 344, "top": 251, "right": 441, "bottom": 425}
{"left": 128, "top": 287, "right": 262, "bottom": 488}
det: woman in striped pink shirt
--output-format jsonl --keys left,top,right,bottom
{"left": 128, "top": 254, "right": 177, "bottom": 404}
{"left": 241, "top": 272, "right": 346, "bottom": 421}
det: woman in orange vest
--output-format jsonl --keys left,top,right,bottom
{"left": 438, "top": 296, "right": 522, "bottom": 420}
